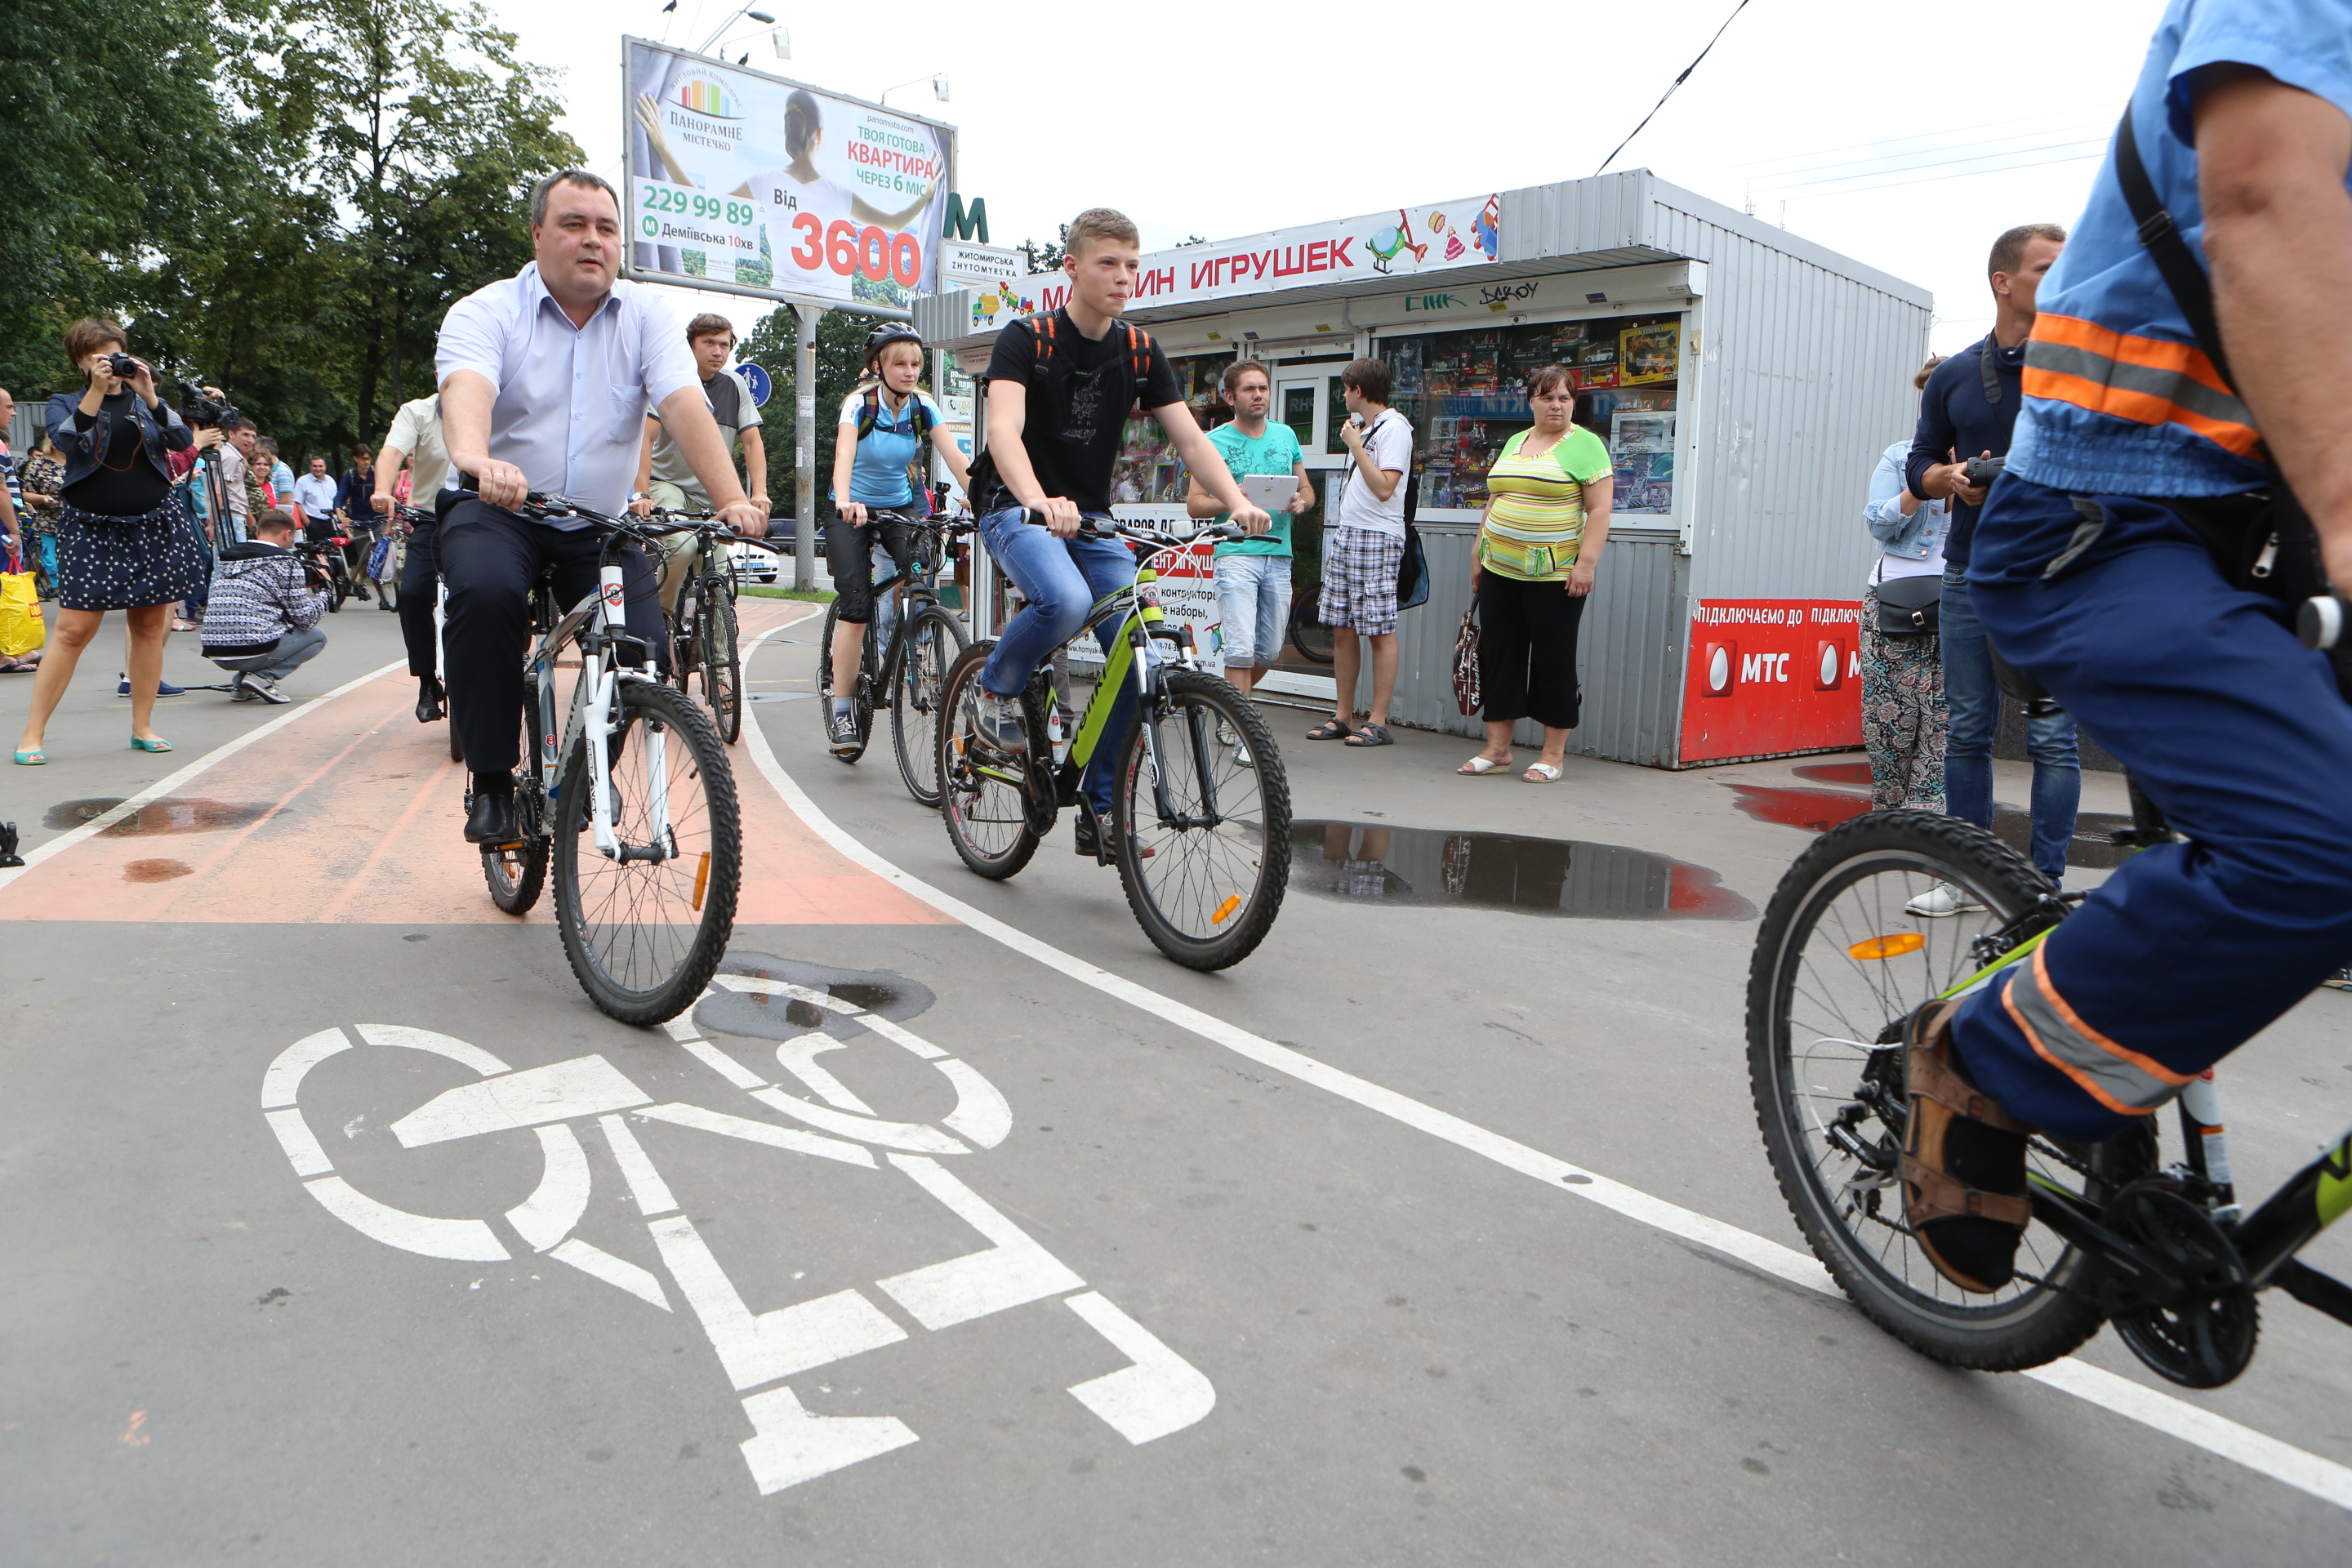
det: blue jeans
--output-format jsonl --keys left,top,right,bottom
{"left": 1941, "top": 564, "right": 2079, "bottom": 883}
{"left": 1952, "top": 478, "right": 2352, "bottom": 1138}
{"left": 1214, "top": 553, "right": 1292, "bottom": 670}
{"left": 978, "top": 506, "right": 1141, "bottom": 815}
{"left": 212, "top": 624, "right": 327, "bottom": 682}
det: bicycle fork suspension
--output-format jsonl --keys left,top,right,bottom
{"left": 585, "top": 563, "right": 675, "bottom": 864}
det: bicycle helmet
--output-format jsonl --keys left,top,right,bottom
{"left": 863, "top": 323, "right": 925, "bottom": 370}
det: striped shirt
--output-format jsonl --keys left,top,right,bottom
{"left": 1477, "top": 426, "right": 1612, "bottom": 582}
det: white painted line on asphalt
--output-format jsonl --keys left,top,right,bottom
{"left": 748, "top": 1084, "right": 969, "bottom": 1155}
{"left": 773, "top": 1032, "right": 879, "bottom": 1113}
{"left": 633, "top": 1102, "right": 876, "bottom": 1167}
{"left": 506, "top": 1125, "right": 593, "bottom": 1252}
{"left": 390, "top": 1054, "right": 652, "bottom": 1147}
{"left": 260, "top": 1027, "right": 350, "bottom": 1109}
{"left": 305, "top": 1175, "right": 510, "bottom": 1263}
{"left": 874, "top": 1155, "right": 1086, "bottom": 1331}
{"left": 648, "top": 1214, "right": 908, "bottom": 1391}
{"left": 550, "top": 1237, "right": 672, "bottom": 1311}
{"left": 0, "top": 657, "right": 408, "bottom": 890}
{"left": 598, "top": 1113, "right": 680, "bottom": 1218}
{"left": 736, "top": 622, "right": 2352, "bottom": 1517}
{"left": 738, "top": 1385, "right": 919, "bottom": 1496}
{"left": 935, "top": 1060, "right": 1013, "bottom": 1151}
{"left": 1063, "top": 1291, "right": 1219, "bottom": 1445}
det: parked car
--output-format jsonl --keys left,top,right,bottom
{"left": 730, "top": 539, "right": 779, "bottom": 585}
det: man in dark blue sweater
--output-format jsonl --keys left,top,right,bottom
{"left": 1905, "top": 223, "right": 2080, "bottom": 902}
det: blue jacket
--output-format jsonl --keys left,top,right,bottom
{"left": 1866, "top": 439, "right": 1947, "bottom": 560}
{"left": 1904, "top": 337, "right": 2024, "bottom": 568}
{"left": 46, "top": 390, "right": 192, "bottom": 497}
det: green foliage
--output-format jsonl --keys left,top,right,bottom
{"left": 1018, "top": 226, "right": 1069, "bottom": 274}
{"left": 737, "top": 306, "right": 877, "bottom": 518}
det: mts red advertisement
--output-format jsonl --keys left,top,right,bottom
{"left": 1679, "top": 599, "right": 1864, "bottom": 764}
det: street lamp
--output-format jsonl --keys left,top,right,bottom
{"left": 879, "top": 73, "right": 950, "bottom": 106}
{"left": 696, "top": 6, "right": 775, "bottom": 54}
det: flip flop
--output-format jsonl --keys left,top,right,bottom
{"left": 1523, "top": 762, "right": 1562, "bottom": 782}
{"left": 1458, "top": 755, "right": 1510, "bottom": 775}
{"left": 1305, "top": 719, "right": 1355, "bottom": 742}
{"left": 1343, "top": 724, "right": 1394, "bottom": 747}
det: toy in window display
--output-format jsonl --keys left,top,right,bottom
{"left": 1472, "top": 196, "right": 1501, "bottom": 261}
{"left": 1619, "top": 320, "right": 1679, "bottom": 385}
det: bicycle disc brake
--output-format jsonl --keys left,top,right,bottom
{"left": 2103, "top": 1180, "right": 2258, "bottom": 1388}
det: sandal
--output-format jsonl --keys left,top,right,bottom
{"left": 1305, "top": 719, "right": 1355, "bottom": 742}
{"left": 1343, "top": 723, "right": 1393, "bottom": 747}
{"left": 1899, "top": 999, "right": 2034, "bottom": 1292}
{"left": 1523, "top": 761, "right": 1562, "bottom": 782}
{"left": 1459, "top": 755, "right": 1510, "bottom": 775}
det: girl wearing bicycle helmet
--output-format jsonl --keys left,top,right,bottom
{"left": 825, "top": 325, "right": 970, "bottom": 751}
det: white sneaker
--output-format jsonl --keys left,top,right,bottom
{"left": 1904, "top": 882, "right": 1984, "bottom": 919}
{"left": 247, "top": 672, "right": 292, "bottom": 705}
{"left": 1233, "top": 739, "right": 1254, "bottom": 768}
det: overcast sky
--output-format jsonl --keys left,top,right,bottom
{"left": 497, "top": 0, "right": 2170, "bottom": 355}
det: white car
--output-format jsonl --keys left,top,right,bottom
{"left": 729, "top": 539, "right": 779, "bottom": 585}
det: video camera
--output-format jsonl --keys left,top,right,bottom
{"left": 178, "top": 385, "right": 241, "bottom": 431}
{"left": 1963, "top": 454, "right": 2007, "bottom": 488}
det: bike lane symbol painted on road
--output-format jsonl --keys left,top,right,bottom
{"left": 258, "top": 958, "right": 1214, "bottom": 1495}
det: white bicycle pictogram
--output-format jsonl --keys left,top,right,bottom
{"left": 261, "top": 958, "right": 1213, "bottom": 1494}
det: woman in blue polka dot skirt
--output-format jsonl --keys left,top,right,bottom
{"left": 14, "top": 318, "right": 201, "bottom": 764}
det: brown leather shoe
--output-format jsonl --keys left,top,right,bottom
{"left": 1900, "top": 998, "right": 2034, "bottom": 1293}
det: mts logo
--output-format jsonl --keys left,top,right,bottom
{"left": 1740, "top": 652, "right": 1791, "bottom": 683}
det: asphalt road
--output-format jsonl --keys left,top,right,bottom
{"left": 4, "top": 602, "right": 2350, "bottom": 1565}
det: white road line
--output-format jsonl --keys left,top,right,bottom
{"left": 734, "top": 622, "right": 2352, "bottom": 1516}
{"left": 874, "top": 1155, "right": 1086, "bottom": 1331}
{"left": 599, "top": 1113, "right": 681, "bottom": 1217}
{"left": 649, "top": 1214, "right": 907, "bottom": 1391}
{"left": 1063, "top": 1291, "right": 1219, "bottom": 1446}
{"left": 0, "top": 657, "right": 408, "bottom": 890}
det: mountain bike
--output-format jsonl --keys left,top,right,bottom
{"left": 657, "top": 510, "right": 745, "bottom": 746}
{"left": 937, "top": 514, "right": 1290, "bottom": 971}
{"left": 816, "top": 506, "right": 973, "bottom": 806}
{"left": 1747, "top": 640, "right": 2352, "bottom": 1388}
{"left": 461, "top": 492, "right": 740, "bottom": 1025}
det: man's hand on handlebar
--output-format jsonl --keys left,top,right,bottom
{"left": 472, "top": 459, "right": 528, "bottom": 510}
{"left": 628, "top": 495, "right": 657, "bottom": 518}
{"left": 718, "top": 497, "right": 767, "bottom": 537}
{"left": 1032, "top": 496, "right": 1083, "bottom": 538}
{"left": 839, "top": 501, "right": 868, "bottom": 526}
{"left": 1232, "top": 502, "right": 1274, "bottom": 537}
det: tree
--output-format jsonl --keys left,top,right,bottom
{"left": 737, "top": 306, "right": 877, "bottom": 519}
{"left": 1018, "top": 226, "right": 1068, "bottom": 274}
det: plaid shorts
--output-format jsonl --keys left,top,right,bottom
{"left": 1317, "top": 527, "right": 1405, "bottom": 635}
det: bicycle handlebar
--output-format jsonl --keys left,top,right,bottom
{"left": 1062, "top": 514, "right": 1245, "bottom": 547}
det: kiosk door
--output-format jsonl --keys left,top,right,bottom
{"left": 1261, "top": 363, "right": 1352, "bottom": 697}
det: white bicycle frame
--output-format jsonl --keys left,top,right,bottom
{"left": 538, "top": 561, "right": 675, "bottom": 862}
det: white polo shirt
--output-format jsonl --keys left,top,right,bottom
{"left": 434, "top": 262, "right": 700, "bottom": 514}
{"left": 383, "top": 396, "right": 454, "bottom": 502}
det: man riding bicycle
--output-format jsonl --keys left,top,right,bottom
{"left": 435, "top": 169, "right": 765, "bottom": 847}
{"left": 826, "top": 323, "right": 971, "bottom": 753}
{"left": 1901, "top": 0, "right": 2352, "bottom": 1297}
{"left": 964, "top": 207, "right": 1268, "bottom": 859}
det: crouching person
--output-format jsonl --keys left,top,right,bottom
{"left": 201, "top": 507, "right": 327, "bottom": 703}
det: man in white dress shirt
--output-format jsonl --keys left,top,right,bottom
{"left": 436, "top": 169, "right": 766, "bottom": 845}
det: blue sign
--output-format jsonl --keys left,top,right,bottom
{"left": 741, "top": 363, "right": 773, "bottom": 408}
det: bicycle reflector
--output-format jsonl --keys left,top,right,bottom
{"left": 1212, "top": 894, "right": 1241, "bottom": 925}
{"left": 1848, "top": 933, "right": 1927, "bottom": 960}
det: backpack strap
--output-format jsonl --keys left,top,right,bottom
{"left": 1125, "top": 323, "right": 1153, "bottom": 385}
{"left": 2113, "top": 108, "right": 2237, "bottom": 390}
{"left": 1027, "top": 312, "right": 1058, "bottom": 366}
{"left": 854, "top": 385, "right": 880, "bottom": 440}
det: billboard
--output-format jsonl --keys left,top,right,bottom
{"left": 1679, "top": 599, "right": 1864, "bottom": 764}
{"left": 964, "top": 194, "right": 1503, "bottom": 333}
{"left": 623, "top": 38, "right": 956, "bottom": 310}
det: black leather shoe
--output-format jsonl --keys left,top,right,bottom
{"left": 416, "top": 675, "right": 446, "bottom": 724}
{"left": 465, "top": 790, "right": 517, "bottom": 845}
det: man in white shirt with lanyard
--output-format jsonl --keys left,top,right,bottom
{"left": 436, "top": 169, "right": 764, "bottom": 847}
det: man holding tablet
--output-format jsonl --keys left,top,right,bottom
{"left": 1188, "top": 360, "right": 1315, "bottom": 760}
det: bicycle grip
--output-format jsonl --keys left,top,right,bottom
{"left": 2299, "top": 595, "right": 2350, "bottom": 650}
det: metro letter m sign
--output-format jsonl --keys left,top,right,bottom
{"left": 944, "top": 193, "right": 988, "bottom": 243}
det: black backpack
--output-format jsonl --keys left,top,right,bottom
{"left": 966, "top": 313, "right": 1158, "bottom": 509}
{"left": 853, "top": 385, "right": 935, "bottom": 442}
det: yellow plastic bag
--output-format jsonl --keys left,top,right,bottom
{"left": 0, "top": 568, "right": 45, "bottom": 657}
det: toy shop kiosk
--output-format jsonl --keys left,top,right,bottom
{"left": 915, "top": 170, "right": 1932, "bottom": 767}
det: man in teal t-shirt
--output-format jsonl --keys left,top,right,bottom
{"left": 1186, "top": 362, "right": 1314, "bottom": 750}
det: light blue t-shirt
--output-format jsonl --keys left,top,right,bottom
{"left": 1205, "top": 420, "right": 1303, "bottom": 559}
{"left": 840, "top": 388, "right": 943, "bottom": 507}
{"left": 2009, "top": 0, "right": 2352, "bottom": 497}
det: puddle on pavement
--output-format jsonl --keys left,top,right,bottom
{"left": 122, "top": 858, "right": 194, "bottom": 883}
{"left": 1289, "top": 820, "right": 1753, "bottom": 920}
{"left": 1723, "top": 782, "right": 2139, "bottom": 870}
{"left": 44, "top": 797, "right": 274, "bottom": 836}
{"left": 1792, "top": 761, "right": 1873, "bottom": 786}
{"left": 690, "top": 954, "right": 940, "bottom": 1043}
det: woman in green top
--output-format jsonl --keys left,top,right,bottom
{"left": 1460, "top": 364, "right": 1615, "bottom": 782}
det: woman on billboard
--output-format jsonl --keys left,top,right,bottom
{"left": 635, "top": 88, "right": 934, "bottom": 245}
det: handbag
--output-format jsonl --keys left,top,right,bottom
{"left": 1874, "top": 574, "right": 1940, "bottom": 635}
{"left": 1451, "top": 608, "right": 1481, "bottom": 715}
{"left": 1397, "top": 523, "right": 1430, "bottom": 611}
{"left": 0, "top": 561, "right": 45, "bottom": 657}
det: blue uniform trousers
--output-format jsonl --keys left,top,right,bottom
{"left": 1952, "top": 476, "right": 2352, "bottom": 1139}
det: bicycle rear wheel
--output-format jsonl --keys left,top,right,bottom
{"left": 480, "top": 678, "right": 548, "bottom": 915}
{"left": 890, "top": 604, "right": 969, "bottom": 807}
{"left": 937, "top": 640, "right": 1040, "bottom": 880}
{"left": 817, "top": 599, "right": 874, "bottom": 762}
{"left": 1113, "top": 670, "right": 1290, "bottom": 970}
{"left": 1287, "top": 599, "right": 1334, "bottom": 666}
{"left": 551, "top": 678, "right": 740, "bottom": 1024}
{"left": 697, "top": 586, "right": 742, "bottom": 745}
{"left": 1747, "top": 808, "right": 2149, "bottom": 1370}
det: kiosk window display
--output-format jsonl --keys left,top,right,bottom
{"left": 1378, "top": 314, "right": 1681, "bottom": 517}
{"left": 1110, "top": 351, "right": 1235, "bottom": 506}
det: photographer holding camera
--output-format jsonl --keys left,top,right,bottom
{"left": 14, "top": 318, "right": 201, "bottom": 765}
{"left": 1904, "top": 225, "right": 2082, "bottom": 902}
{"left": 198, "top": 507, "right": 329, "bottom": 703}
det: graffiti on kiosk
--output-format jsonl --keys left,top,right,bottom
{"left": 261, "top": 958, "right": 1214, "bottom": 1498}
{"left": 969, "top": 193, "right": 1503, "bottom": 331}
{"left": 1679, "top": 598, "right": 1864, "bottom": 764}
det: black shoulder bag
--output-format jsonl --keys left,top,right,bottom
{"left": 2112, "top": 110, "right": 2352, "bottom": 697}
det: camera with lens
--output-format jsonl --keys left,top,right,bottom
{"left": 178, "top": 387, "right": 240, "bottom": 430}
{"left": 1962, "top": 454, "right": 2007, "bottom": 488}
{"left": 107, "top": 351, "right": 140, "bottom": 380}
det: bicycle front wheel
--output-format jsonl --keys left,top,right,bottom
{"left": 937, "top": 640, "right": 1040, "bottom": 880}
{"left": 891, "top": 604, "right": 969, "bottom": 808}
{"left": 697, "top": 586, "right": 742, "bottom": 745}
{"left": 1113, "top": 670, "right": 1290, "bottom": 970}
{"left": 1747, "top": 808, "right": 2149, "bottom": 1370}
{"left": 551, "top": 678, "right": 741, "bottom": 1024}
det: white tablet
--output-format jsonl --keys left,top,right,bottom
{"left": 1236, "top": 472, "right": 1298, "bottom": 514}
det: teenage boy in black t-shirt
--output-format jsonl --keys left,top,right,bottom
{"left": 969, "top": 207, "right": 1268, "bottom": 858}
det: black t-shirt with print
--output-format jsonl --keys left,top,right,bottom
{"left": 976, "top": 308, "right": 1183, "bottom": 515}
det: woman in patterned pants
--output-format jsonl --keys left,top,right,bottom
{"left": 1861, "top": 384, "right": 1949, "bottom": 809}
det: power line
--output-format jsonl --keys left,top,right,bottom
{"left": 1758, "top": 136, "right": 2109, "bottom": 194}
{"left": 1753, "top": 148, "right": 2108, "bottom": 204}
{"left": 1710, "top": 105, "right": 2120, "bottom": 180}
{"left": 1593, "top": 0, "right": 1757, "bottom": 177}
